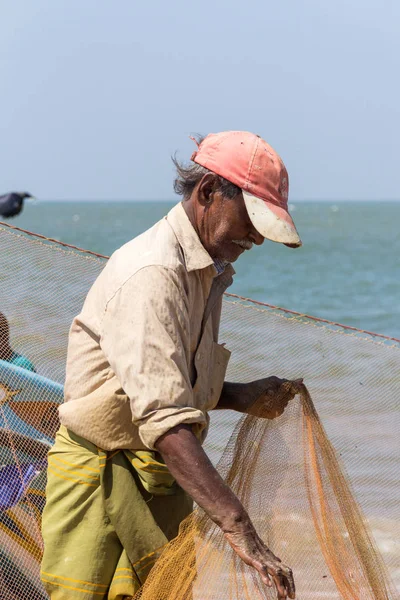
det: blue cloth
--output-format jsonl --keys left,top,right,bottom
{"left": 0, "top": 463, "right": 41, "bottom": 512}
{"left": 9, "top": 352, "right": 36, "bottom": 373}
{"left": 213, "top": 258, "right": 228, "bottom": 275}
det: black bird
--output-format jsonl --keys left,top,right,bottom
{"left": 0, "top": 192, "right": 33, "bottom": 218}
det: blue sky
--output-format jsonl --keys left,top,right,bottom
{"left": 1, "top": 0, "right": 399, "bottom": 201}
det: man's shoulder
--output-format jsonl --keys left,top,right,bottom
{"left": 113, "top": 215, "right": 185, "bottom": 275}
{"left": 92, "top": 215, "right": 188, "bottom": 303}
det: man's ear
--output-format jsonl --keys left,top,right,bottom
{"left": 197, "top": 173, "right": 218, "bottom": 206}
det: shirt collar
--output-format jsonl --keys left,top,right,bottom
{"left": 166, "top": 202, "right": 236, "bottom": 280}
{"left": 166, "top": 202, "right": 215, "bottom": 272}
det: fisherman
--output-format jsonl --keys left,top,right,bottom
{"left": 0, "top": 312, "right": 36, "bottom": 372}
{"left": 0, "top": 192, "right": 33, "bottom": 218}
{"left": 41, "top": 131, "right": 303, "bottom": 600}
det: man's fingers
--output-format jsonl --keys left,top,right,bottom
{"left": 281, "top": 567, "right": 296, "bottom": 599}
{"left": 271, "top": 571, "right": 289, "bottom": 599}
{"left": 281, "top": 378, "right": 304, "bottom": 398}
{"left": 260, "top": 568, "right": 273, "bottom": 587}
{"left": 253, "top": 552, "right": 295, "bottom": 599}
{"left": 292, "top": 378, "right": 304, "bottom": 392}
{"left": 274, "top": 578, "right": 288, "bottom": 598}
{"left": 270, "top": 564, "right": 295, "bottom": 600}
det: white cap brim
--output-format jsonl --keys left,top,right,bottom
{"left": 243, "top": 191, "right": 302, "bottom": 247}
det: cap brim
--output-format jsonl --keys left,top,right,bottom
{"left": 242, "top": 191, "right": 302, "bottom": 248}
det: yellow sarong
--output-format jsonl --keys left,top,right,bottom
{"left": 41, "top": 426, "right": 192, "bottom": 600}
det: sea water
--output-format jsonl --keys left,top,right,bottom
{"left": 14, "top": 199, "right": 400, "bottom": 338}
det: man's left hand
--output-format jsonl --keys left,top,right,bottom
{"left": 244, "top": 377, "right": 303, "bottom": 419}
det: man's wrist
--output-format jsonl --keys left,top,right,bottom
{"left": 220, "top": 510, "right": 255, "bottom": 535}
{"left": 217, "top": 381, "right": 255, "bottom": 413}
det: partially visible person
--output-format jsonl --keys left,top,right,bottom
{"left": 0, "top": 192, "right": 33, "bottom": 218}
{"left": 0, "top": 312, "right": 36, "bottom": 372}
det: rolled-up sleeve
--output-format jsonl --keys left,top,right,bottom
{"left": 100, "top": 265, "right": 207, "bottom": 450}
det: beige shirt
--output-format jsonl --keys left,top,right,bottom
{"left": 59, "top": 202, "right": 234, "bottom": 451}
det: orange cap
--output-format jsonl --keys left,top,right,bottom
{"left": 191, "top": 131, "right": 301, "bottom": 247}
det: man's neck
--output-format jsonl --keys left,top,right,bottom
{"left": 182, "top": 197, "right": 198, "bottom": 232}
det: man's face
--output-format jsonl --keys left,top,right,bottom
{"left": 195, "top": 178, "right": 265, "bottom": 262}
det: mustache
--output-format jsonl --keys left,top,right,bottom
{"left": 232, "top": 239, "right": 253, "bottom": 250}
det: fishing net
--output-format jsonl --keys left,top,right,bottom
{"left": 0, "top": 220, "right": 399, "bottom": 599}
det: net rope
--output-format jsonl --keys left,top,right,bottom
{"left": 0, "top": 221, "right": 399, "bottom": 599}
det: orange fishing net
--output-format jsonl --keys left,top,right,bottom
{"left": 0, "top": 220, "right": 399, "bottom": 599}
{"left": 135, "top": 387, "right": 396, "bottom": 599}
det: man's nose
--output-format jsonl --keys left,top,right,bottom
{"left": 249, "top": 226, "right": 264, "bottom": 246}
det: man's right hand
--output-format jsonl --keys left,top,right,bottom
{"left": 224, "top": 525, "right": 295, "bottom": 599}
{"left": 156, "top": 423, "right": 296, "bottom": 599}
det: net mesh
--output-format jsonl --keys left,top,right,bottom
{"left": 0, "top": 221, "right": 399, "bottom": 599}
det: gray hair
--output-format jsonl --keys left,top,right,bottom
{"left": 172, "top": 135, "right": 241, "bottom": 200}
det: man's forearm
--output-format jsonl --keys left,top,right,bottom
{"left": 156, "top": 421, "right": 297, "bottom": 599}
{"left": 155, "top": 423, "right": 253, "bottom": 534}
{"left": 215, "top": 381, "right": 254, "bottom": 412}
